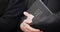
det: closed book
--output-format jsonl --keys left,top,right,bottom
{"left": 26, "top": 0, "right": 54, "bottom": 31}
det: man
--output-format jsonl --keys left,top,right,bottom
{"left": 20, "top": 0, "right": 60, "bottom": 32}
{"left": 0, "top": 0, "right": 25, "bottom": 32}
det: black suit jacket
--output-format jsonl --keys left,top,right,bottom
{"left": 31, "top": 0, "right": 60, "bottom": 32}
{"left": 0, "top": 0, "right": 25, "bottom": 32}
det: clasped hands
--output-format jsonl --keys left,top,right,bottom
{"left": 20, "top": 12, "right": 43, "bottom": 32}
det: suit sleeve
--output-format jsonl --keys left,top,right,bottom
{"left": 31, "top": 12, "right": 60, "bottom": 32}
{"left": 0, "top": 0, "right": 25, "bottom": 32}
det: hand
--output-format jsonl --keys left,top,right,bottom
{"left": 20, "top": 12, "right": 43, "bottom": 32}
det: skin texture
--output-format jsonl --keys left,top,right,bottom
{"left": 20, "top": 12, "right": 43, "bottom": 32}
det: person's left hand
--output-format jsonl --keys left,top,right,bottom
{"left": 20, "top": 12, "right": 43, "bottom": 32}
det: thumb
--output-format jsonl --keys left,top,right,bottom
{"left": 23, "top": 12, "right": 34, "bottom": 20}
{"left": 23, "top": 12, "right": 30, "bottom": 17}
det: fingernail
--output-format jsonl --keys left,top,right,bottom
{"left": 24, "top": 12, "right": 27, "bottom": 14}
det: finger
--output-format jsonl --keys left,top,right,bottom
{"left": 23, "top": 19, "right": 32, "bottom": 24}
{"left": 23, "top": 12, "right": 34, "bottom": 20}
{"left": 23, "top": 23, "right": 32, "bottom": 32}
{"left": 21, "top": 22, "right": 41, "bottom": 32}
{"left": 24, "top": 31, "right": 31, "bottom": 32}
{"left": 28, "top": 27, "right": 40, "bottom": 32}
{"left": 23, "top": 12, "right": 31, "bottom": 17}
{"left": 24, "top": 23, "right": 40, "bottom": 32}
{"left": 21, "top": 21, "right": 41, "bottom": 32}
{"left": 21, "top": 23, "right": 34, "bottom": 32}
{"left": 20, "top": 23, "right": 29, "bottom": 32}
{"left": 26, "top": 24, "right": 40, "bottom": 32}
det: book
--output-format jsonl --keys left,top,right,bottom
{"left": 27, "top": 0, "right": 53, "bottom": 17}
{"left": 27, "top": 0, "right": 53, "bottom": 25}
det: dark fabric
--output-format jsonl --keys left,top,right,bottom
{"left": 31, "top": 0, "right": 60, "bottom": 32}
{"left": 0, "top": 0, "right": 25, "bottom": 32}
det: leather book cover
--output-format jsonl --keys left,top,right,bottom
{"left": 27, "top": 0, "right": 53, "bottom": 25}
{"left": 27, "top": 0, "right": 53, "bottom": 19}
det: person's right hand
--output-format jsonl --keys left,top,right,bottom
{"left": 20, "top": 12, "right": 43, "bottom": 32}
